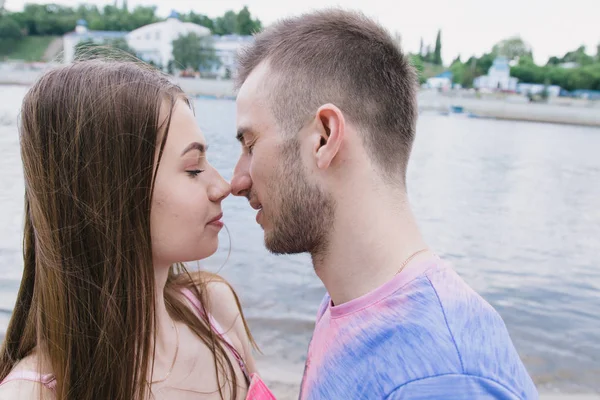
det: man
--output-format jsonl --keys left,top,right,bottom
{"left": 231, "top": 9, "right": 538, "bottom": 400}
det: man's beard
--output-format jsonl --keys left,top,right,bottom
{"left": 263, "top": 138, "right": 335, "bottom": 257}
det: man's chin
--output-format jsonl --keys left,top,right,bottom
{"left": 264, "top": 230, "right": 307, "bottom": 255}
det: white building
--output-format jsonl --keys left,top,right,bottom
{"left": 126, "top": 11, "right": 211, "bottom": 69}
{"left": 517, "top": 83, "right": 562, "bottom": 97}
{"left": 63, "top": 12, "right": 252, "bottom": 78}
{"left": 62, "top": 20, "right": 127, "bottom": 64}
{"left": 474, "top": 57, "right": 518, "bottom": 91}
{"left": 211, "top": 35, "right": 254, "bottom": 78}
{"left": 424, "top": 71, "right": 453, "bottom": 91}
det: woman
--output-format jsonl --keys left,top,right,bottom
{"left": 0, "top": 59, "right": 274, "bottom": 399}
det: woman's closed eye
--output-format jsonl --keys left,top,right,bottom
{"left": 186, "top": 169, "right": 204, "bottom": 177}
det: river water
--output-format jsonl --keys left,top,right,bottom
{"left": 0, "top": 85, "right": 599, "bottom": 397}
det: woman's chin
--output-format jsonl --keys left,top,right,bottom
{"left": 154, "top": 235, "right": 221, "bottom": 266}
{"left": 192, "top": 240, "right": 219, "bottom": 262}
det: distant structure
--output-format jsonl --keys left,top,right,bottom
{"left": 517, "top": 83, "right": 562, "bottom": 97}
{"left": 62, "top": 19, "right": 127, "bottom": 64}
{"left": 62, "top": 11, "right": 254, "bottom": 78}
{"left": 425, "top": 71, "right": 453, "bottom": 91}
{"left": 209, "top": 34, "right": 255, "bottom": 78}
{"left": 474, "top": 57, "right": 518, "bottom": 91}
{"left": 126, "top": 10, "right": 211, "bottom": 69}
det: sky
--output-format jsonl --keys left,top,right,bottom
{"left": 5, "top": 0, "right": 600, "bottom": 65}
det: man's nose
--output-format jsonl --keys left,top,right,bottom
{"left": 231, "top": 155, "right": 252, "bottom": 197}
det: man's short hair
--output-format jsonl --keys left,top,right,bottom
{"left": 236, "top": 9, "right": 419, "bottom": 184}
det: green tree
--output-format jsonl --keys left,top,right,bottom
{"left": 125, "top": 6, "right": 159, "bottom": 31}
{"left": 0, "top": 15, "right": 24, "bottom": 55}
{"left": 566, "top": 64, "right": 600, "bottom": 91}
{"left": 180, "top": 7, "right": 261, "bottom": 35}
{"left": 171, "top": 32, "right": 219, "bottom": 72}
{"left": 449, "top": 56, "right": 466, "bottom": 86}
{"left": 183, "top": 11, "right": 214, "bottom": 31}
{"left": 510, "top": 61, "right": 546, "bottom": 84}
{"left": 0, "top": 15, "right": 23, "bottom": 40}
{"left": 460, "top": 57, "right": 478, "bottom": 88}
{"left": 546, "top": 56, "right": 561, "bottom": 66}
{"left": 409, "top": 54, "right": 425, "bottom": 84}
{"left": 14, "top": 4, "right": 78, "bottom": 35}
{"left": 475, "top": 52, "right": 496, "bottom": 75}
{"left": 214, "top": 10, "right": 237, "bottom": 35}
{"left": 566, "top": 45, "right": 594, "bottom": 66}
{"left": 9, "top": 3, "right": 158, "bottom": 36}
{"left": 492, "top": 36, "right": 531, "bottom": 61}
{"left": 433, "top": 29, "right": 442, "bottom": 65}
{"left": 422, "top": 44, "right": 432, "bottom": 63}
{"left": 236, "top": 6, "right": 261, "bottom": 35}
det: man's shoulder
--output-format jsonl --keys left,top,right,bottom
{"left": 416, "top": 264, "right": 536, "bottom": 397}
{"left": 386, "top": 372, "right": 538, "bottom": 400}
{"left": 422, "top": 265, "right": 516, "bottom": 353}
{"left": 313, "top": 261, "right": 522, "bottom": 370}
{"left": 304, "top": 262, "right": 535, "bottom": 399}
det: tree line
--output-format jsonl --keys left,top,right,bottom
{"left": 0, "top": 2, "right": 261, "bottom": 51}
{"left": 2, "top": 5, "right": 599, "bottom": 91}
{"left": 418, "top": 33, "right": 600, "bottom": 92}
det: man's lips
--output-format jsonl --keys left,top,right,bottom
{"left": 249, "top": 199, "right": 262, "bottom": 211}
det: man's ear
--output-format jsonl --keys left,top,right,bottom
{"left": 314, "top": 104, "right": 345, "bottom": 170}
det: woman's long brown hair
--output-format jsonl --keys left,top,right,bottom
{"left": 0, "top": 59, "right": 255, "bottom": 399}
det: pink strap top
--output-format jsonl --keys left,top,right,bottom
{"left": 0, "top": 287, "right": 276, "bottom": 399}
{"left": 0, "top": 370, "right": 56, "bottom": 390}
{"left": 178, "top": 287, "right": 251, "bottom": 382}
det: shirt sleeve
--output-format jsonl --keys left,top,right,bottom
{"left": 385, "top": 374, "right": 529, "bottom": 400}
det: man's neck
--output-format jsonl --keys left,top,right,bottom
{"left": 312, "top": 191, "right": 429, "bottom": 306}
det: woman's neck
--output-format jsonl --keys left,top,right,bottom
{"left": 152, "top": 264, "right": 179, "bottom": 376}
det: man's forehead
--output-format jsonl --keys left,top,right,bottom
{"left": 236, "top": 63, "right": 275, "bottom": 135}
{"left": 237, "top": 61, "right": 273, "bottom": 105}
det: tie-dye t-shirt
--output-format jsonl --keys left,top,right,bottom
{"left": 299, "top": 258, "right": 538, "bottom": 399}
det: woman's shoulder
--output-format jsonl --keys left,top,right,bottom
{"left": 184, "top": 271, "right": 245, "bottom": 328}
{"left": 186, "top": 271, "right": 258, "bottom": 373}
{"left": 0, "top": 354, "right": 54, "bottom": 399}
{"left": 0, "top": 378, "right": 44, "bottom": 399}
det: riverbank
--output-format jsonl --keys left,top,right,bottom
{"left": 3, "top": 67, "right": 600, "bottom": 127}
{"left": 417, "top": 89, "right": 600, "bottom": 127}
{"left": 0, "top": 66, "right": 236, "bottom": 98}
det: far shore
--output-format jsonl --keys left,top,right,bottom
{"left": 0, "top": 67, "right": 236, "bottom": 98}
{"left": 2, "top": 67, "right": 600, "bottom": 128}
{"left": 418, "top": 90, "right": 600, "bottom": 128}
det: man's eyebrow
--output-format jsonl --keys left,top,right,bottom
{"left": 181, "top": 142, "right": 208, "bottom": 156}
